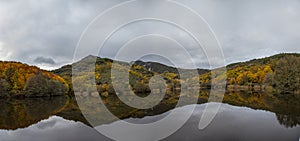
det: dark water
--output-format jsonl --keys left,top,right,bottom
{"left": 0, "top": 92, "right": 299, "bottom": 141}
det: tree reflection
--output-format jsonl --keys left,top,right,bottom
{"left": 1, "top": 91, "right": 300, "bottom": 130}
{"left": 276, "top": 114, "right": 300, "bottom": 128}
{"left": 0, "top": 96, "right": 68, "bottom": 130}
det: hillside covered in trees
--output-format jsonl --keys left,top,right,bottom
{"left": 199, "top": 53, "right": 300, "bottom": 94}
{"left": 53, "top": 53, "right": 300, "bottom": 96}
{"left": 0, "top": 53, "right": 299, "bottom": 98}
{"left": 0, "top": 61, "right": 68, "bottom": 97}
{"left": 52, "top": 55, "right": 206, "bottom": 97}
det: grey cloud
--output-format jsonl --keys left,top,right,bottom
{"left": 0, "top": 0, "right": 124, "bottom": 69}
{"left": 0, "top": 0, "right": 299, "bottom": 70}
{"left": 34, "top": 57, "right": 56, "bottom": 65}
{"left": 190, "top": 0, "right": 300, "bottom": 63}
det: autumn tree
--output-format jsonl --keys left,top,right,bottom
{"left": 263, "top": 72, "right": 274, "bottom": 86}
{"left": 273, "top": 56, "right": 300, "bottom": 94}
{"left": 24, "top": 72, "right": 66, "bottom": 97}
{"left": 0, "top": 61, "right": 68, "bottom": 96}
{"left": 0, "top": 79, "right": 10, "bottom": 97}
{"left": 24, "top": 72, "right": 48, "bottom": 97}
{"left": 47, "top": 79, "right": 67, "bottom": 96}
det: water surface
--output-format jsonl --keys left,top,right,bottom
{"left": 0, "top": 91, "right": 299, "bottom": 141}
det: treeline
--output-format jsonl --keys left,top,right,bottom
{"left": 0, "top": 61, "right": 68, "bottom": 97}
{"left": 199, "top": 53, "right": 300, "bottom": 94}
{"left": 54, "top": 56, "right": 182, "bottom": 97}
{"left": 1, "top": 53, "right": 298, "bottom": 98}
{"left": 199, "top": 65, "right": 273, "bottom": 86}
{"left": 53, "top": 53, "right": 300, "bottom": 97}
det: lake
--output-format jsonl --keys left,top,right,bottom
{"left": 0, "top": 91, "right": 299, "bottom": 141}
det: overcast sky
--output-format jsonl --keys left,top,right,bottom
{"left": 0, "top": 0, "right": 299, "bottom": 70}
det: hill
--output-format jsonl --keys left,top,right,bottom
{"left": 0, "top": 61, "right": 68, "bottom": 97}
{"left": 53, "top": 55, "right": 208, "bottom": 97}
{"left": 0, "top": 53, "right": 298, "bottom": 98}
{"left": 200, "top": 53, "right": 300, "bottom": 94}
{"left": 52, "top": 53, "right": 300, "bottom": 95}
{"left": 227, "top": 53, "right": 300, "bottom": 69}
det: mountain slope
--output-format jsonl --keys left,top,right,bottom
{"left": 227, "top": 53, "right": 300, "bottom": 69}
{"left": 0, "top": 61, "right": 68, "bottom": 97}
{"left": 199, "top": 53, "right": 300, "bottom": 93}
{"left": 53, "top": 53, "right": 300, "bottom": 95}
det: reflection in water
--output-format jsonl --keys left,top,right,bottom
{"left": 58, "top": 91, "right": 300, "bottom": 128}
{"left": 221, "top": 91, "right": 300, "bottom": 128}
{"left": 0, "top": 97, "right": 67, "bottom": 129}
{"left": 165, "top": 103, "right": 300, "bottom": 141}
{"left": 0, "top": 91, "right": 299, "bottom": 140}
{"left": 0, "top": 103, "right": 299, "bottom": 141}
{"left": 0, "top": 116, "right": 108, "bottom": 141}
{"left": 276, "top": 114, "right": 300, "bottom": 128}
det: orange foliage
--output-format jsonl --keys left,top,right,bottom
{"left": 0, "top": 61, "right": 68, "bottom": 94}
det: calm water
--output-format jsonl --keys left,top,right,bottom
{"left": 0, "top": 92, "right": 299, "bottom": 141}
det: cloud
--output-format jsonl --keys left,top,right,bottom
{"left": 33, "top": 57, "right": 56, "bottom": 65}
{"left": 0, "top": 0, "right": 299, "bottom": 70}
{"left": 0, "top": 41, "right": 12, "bottom": 60}
{"left": 0, "top": 0, "right": 122, "bottom": 69}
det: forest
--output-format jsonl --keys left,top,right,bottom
{"left": 0, "top": 61, "right": 68, "bottom": 97}
{"left": 53, "top": 53, "right": 300, "bottom": 97}
{"left": 0, "top": 53, "right": 299, "bottom": 98}
{"left": 199, "top": 53, "right": 300, "bottom": 94}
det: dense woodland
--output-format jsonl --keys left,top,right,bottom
{"left": 0, "top": 53, "right": 299, "bottom": 98}
{"left": 200, "top": 53, "right": 300, "bottom": 94}
{"left": 0, "top": 61, "right": 68, "bottom": 97}
{"left": 54, "top": 53, "right": 299, "bottom": 96}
